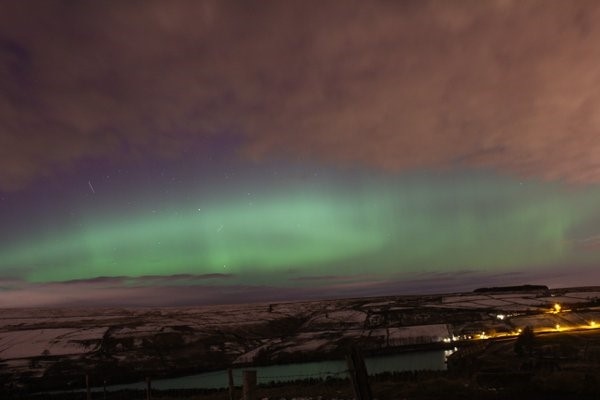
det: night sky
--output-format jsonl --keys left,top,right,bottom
{"left": 2, "top": 1, "right": 600, "bottom": 307}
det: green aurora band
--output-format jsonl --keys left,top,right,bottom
{"left": 2, "top": 173, "right": 600, "bottom": 285}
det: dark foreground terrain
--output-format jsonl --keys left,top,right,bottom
{"left": 19, "top": 329, "right": 600, "bottom": 399}
{"left": 4, "top": 285, "right": 600, "bottom": 398}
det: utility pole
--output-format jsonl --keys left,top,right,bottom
{"left": 145, "top": 377, "right": 152, "bottom": 400}
{"left": 242, "top": 370, "right": 257, "bottom": 400}
{"left": 85, "top": 373, "right": 91, "bottom": 400}
{"left": 346, "top": 346, "right": 372, "bottom": 400}
{"left": 228, "top": 368, "right": 235, "bottom": 400}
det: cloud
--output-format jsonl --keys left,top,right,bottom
{"left": 58, "top": 273, "right": 234, "bottom": 286}
{"left": 289, "top": 274, "right": 377, "bottom": 282}
{"left": 2, "top": 1, "right": 600, "bottom": 191}
{"left": 0, "top": 266, "right": 598, "bottom": 307}
{"left": 572, "top": 235, "right": 600, "bottom": 251}
{"left": 0, "top": 281, "right": 320, "bottom": 308}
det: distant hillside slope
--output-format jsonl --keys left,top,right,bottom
{"left": 473, "top": 285, "right": 549, "bottom": 293}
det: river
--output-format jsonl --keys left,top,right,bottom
{"left": 98, "top": 348, "right": 456, "bottom": 391}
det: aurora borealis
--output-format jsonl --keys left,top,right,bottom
{"left": 3, "top": 171, "right": 599, "bottom": 284}
{"left": 2, "top": 1, "right": 600, "bottom": 306}
{"left": 2, "top": 165, "right": 600, "bottom": 306}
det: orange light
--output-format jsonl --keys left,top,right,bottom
{"left": 553, "top": 303, "right": 561, "bottom": 313}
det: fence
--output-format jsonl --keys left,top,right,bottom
{"left": 18, "top": 349, "right": 373, "bottom": 400}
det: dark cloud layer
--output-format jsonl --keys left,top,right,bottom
{"left": 2, "top": 0, "right": 600, "bottom": 191}
{"left": 59, "top": 273, "right": 234, "bottom": 285}
{"left": 1, "top": 267, "right": 596, "bottom": 308}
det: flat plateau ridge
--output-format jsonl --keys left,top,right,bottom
{"left": 2, "top": 285, "right": 600, "bottom": 391}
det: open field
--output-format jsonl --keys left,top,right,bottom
{"left": 3, "top": 285, "right": 600, "bottom": 395}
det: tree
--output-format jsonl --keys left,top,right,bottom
{"left": 515, "top": 326, "right": 535, "bottom": 356}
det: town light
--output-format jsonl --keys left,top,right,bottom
{"left": 553, "top": 303, "right": 561, "bottom": 313}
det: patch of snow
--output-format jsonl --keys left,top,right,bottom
{"left": 471, "top": 299, "right": 512, "bottom": 307}
{"left": 362, "top": 301, "right": 394, "bottom": 308}
{"left": 442, "top": 295, "right": 488, "bottom": 304}
{"left": 283, "top": 339, "right": 330, "bottom": 353}
{"left": 563, "top": 292, "right": 600, "bottom": 300}
{"left": 538, "top": 296, "right": 584, "bottom": 305}
{"left": 507, "top": 298, "right": 546, "bottom": 306}
{"left": 0, "top": 328, "right": 103, "bottom": 359}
